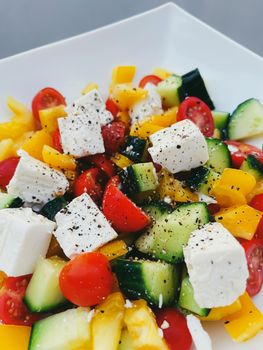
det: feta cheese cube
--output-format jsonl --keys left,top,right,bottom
{"left": 66, "top": 89, "right": 113, "bottom": 126}
{"left": 54, "top": 193, "right": 118, "bottom": 258}
{"left": 58, "top": 113, "right": 105, "bottom": 158}
{"left": 0, "top": 208, "right": 55, "bottom": 276}
{"left": 148, "top": 120, "right": 209, "bottom": 173}
{"left": 7, "top": 151, "right": 69, "bottom": 204}
{"left": 186, "top": 315, "right": 212, "bottom": 350}
{"left": 183, "top": 222, "right": 249, "bottom": 308}
{"left": 129, "top": 83, "right": 163, "bottom": 124}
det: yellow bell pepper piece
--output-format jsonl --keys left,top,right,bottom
{"left": 118, "top": 329, "right": 135, "bottom": 350}
{"left": 150, "top": 107, "right": 177, "bottom": 127}
{"left": 39, "top": 105, "right": 66, "bottom": 133}
{"left": 224, "top": 292, "right": 263, "bottom": 342}
{"left": 111, "top": 153, "right": 133, "bottom": 169}
{"left": 12, "top": 131, "right": 35, "bottom": 152}
{"left": 0, "top": 270, "right": 7, "bottom": 288}
{"left": 42, "top": 145, "right": 76, "bottom": 171}
{"left": 22, "top": 129, "right": 52, "bottom": 161}
{"left": 0, "top": 324, "right": 31, "bottom": 350}
{"left": 117, "top": 110, "right": 131, "bottom": 126}
{"left": 0, "top": 138, "right": 16, "bottom": 161}
{"left": 130, "top": 122, "right": 164, "bottom": 139}
{"left": 153, "top": 68, "right": 171, "bottom": 80}
{"left": 112, "top": 66, "right": 136, "bottom": 85}
{"left": 112, "top": 84, "right": 147, "bottom": 111}
{"left": 215, "top": 205, "right": 262, "bottom": 239}
{"left": 91, "top": 292, "right": 125, "bottom": 350}
{"left": 0, "top": 121, "right": 29, "bottom": 141}
{"left": 124, "top": 299, "right": 169, "bottom": 350}
{"left": 247, "top": 179, "right": 263, "bottom": 202}
{"left": 199, "top": 299, "right": 242, "bottom": 321}
{"left": 98, "top": 240, "right": 128, "bottom": 261}
{"left": 212, "top": 185, "right": 247, "bottom": 207}
{"left": 8, "top": 96, "right": 35, "bottom": 132}
{"left": 82, "top": 83, "right": 99, "bottom": 95}
{"left": 158, "top": 170, "right": 198, "bottom": 203}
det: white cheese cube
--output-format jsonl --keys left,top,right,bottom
{"left": 7, "top": 151, "right": 69, "bottom": 204}
{"left": 0, "top": 208, "right": 55, "bottom": 276}
{"left": 129, "top": 83, "right": 163, "bottom": 124}
{"left": 183, "top": 222, "right": 249, "bottom": 308}
{"left": 54, "top": 193, "right": 118, "bottom": 258}
{"left": 58, "top": 113, "right": 105, "bottom": 158}
{"left": 186, "top": 315, "right": 212, "bottom": 350}
{"left": 66, "top": 89, "right": 113, "bottom": 126}
{"left": 148, "top": 120, "right": 209, "bottom": 174}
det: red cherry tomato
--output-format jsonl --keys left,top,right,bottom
{"left": 0, "top": 157, "right": 20, "bottom": 189}
{"left": 250, "top": 194, "right": 263, "bottom": 212}
{"left": 102, "top": 182, "right": 151, "bottom": 233}
{"left": 74, "top": 168, "right": 103, "bottom": 204}
{"left": 102, "top": 121, "right": 126, "bottom": 154}
{"left": 89, "top": 154, "right": 115, "bottom": 178}
{"left": 241, "top": 239, "right": 263, "bottom": 297}
{"left": 254, "top": 216, "right": 263, "bottom": 239}
{"left": 224, "top": 140, "right": 263, "bottom": 168}
{"left": 177, "top": 97, "right": 214, "bottom": 137}
{"left": 139, "top": 75, "right": 162, "bottom": 88}
{"left": 105, "top": 98, "right": 119, "bottom": 118}
{"left": 59, "top": 252, "right": 113, "bottom": 307}
{"left": 156, "top": 308, "right": 192, "bottom": 350}
{"left": 0, "top": 275, "right": 41, "bottom": 326}
{"left": 52, "top": 128, "right": 63, "bottom": 153}
{"left": 32, "top": 87, "right": 66, "bottom": 126}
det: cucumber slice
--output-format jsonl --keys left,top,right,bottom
{"left": 206, "top": 138, "right": 231, "bottom": 173}
{"left": 212, "top": 111, "right": 229, "bottom": 130}
{"left": 156, "top": 74, "right": 182, "bottom": 108}
{"left": 227, "top": 98, "right": 263, "bottom": 140}
{"left": 136, "top": 202, "right": 210, "bottom": 263}
{"left": 40, "top": 196, "right": 68, "bottom": 221}
{"left": 29, "top": 307, "right": 91, "bottom": 350}
{"left": 24, "top": 257, "right": 67, "bottom": 312}
{"left": 142, "top": 200, "right": 173, "bottom": 221}
{"left": 112, "top": 259, "right": 180, "bottom": 306}
{"left": 120, "top": 136, "right": 148, "bottom": 163}
{"left": 178, "top": 275, "right": 210, "bottom": 316}
{"left": 199, "top": 170, "right": 220, "bottom": 196}
{"left": 240, "top": 154, "right": 263, "bottom": 181}
{"left": 178, "top": 69, "right": 215, "bottom": 110}
{"left": 0, "top": 193, "right": 23, "bottom": 209}
{"left": 185, "top": 167, "right": 210, "bottom": 192}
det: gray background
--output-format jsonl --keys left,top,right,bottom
{"left": 0, "top": 0, "right": 262, "bottom": 59}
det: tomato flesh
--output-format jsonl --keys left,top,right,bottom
{"left": 59, "top": 252, "right": 113, "bottom": 307}
{"left": 156, "top": 308, "right": 192, "bottom": 350}
{"left": 241, "top": 239, "right": 263, "bottom": 297}
{"left": 74, "top": 168, "right": 103, "bottom": 204}
{"left": 177, "top": 97, "right": 214, "bottom": 137}
{"left": 102, "top": 121, "right": 126, "bottom": 154}
{"left": 0, "top": 157, "right": 20, "bottom": 189}
{"left": 225, "top": 140, "right": 263, "bottom": 168}
{"left": 102, "top": 182, "right": 151, "bottom": 233}
{"left": 250, "top": 194, "right": 263, "bottom": 212}
{"left": 89, "top": 154, "right": 115, "bottom": 178}
{"left": 32, "top": 87, "right": 66, "bottom": 125}
{"left": 139, "top": 75, "right": 162, "bottom": 88}
{"left": 105, "top": 98, "right": 119, "bottom": 118}
{"left": 52, "top": 128, "right": 63, "bottom": 153}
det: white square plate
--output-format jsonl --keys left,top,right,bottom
{"left": 0, "top": 2, "right": 262, "bottom": 348}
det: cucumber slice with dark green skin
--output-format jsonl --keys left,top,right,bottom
{"left": 240, "top": 154, "right": 263, "bottom": 181}
{"left": 227, "top": 98, "right": 263, "bottom": 140}
{"left": 199, "top": 170, "right": 220, "bottom": 196}
{"left": 185, "top": 167, "right": 210, "bottom": 191}
{"left": 0, "top": 193, "right": 23, "bottom": 209}
{"left": 206, "top": 138, "right": 231, "bottom": 173}
{"left": 143, "top": 200, "right": 173, "bottom": 221}
{"left": 120, "top": 136, "right": 148, "bottom": 163}
{"left": 178, "top": 275, "right": 210, "bottom": 316}
{"left": 178, "top": 69, "right": 215, "bottom": 110}
{"left": 135, "top": 202, "right": 210, "bottom": 263}
{"left": 40, "top": 196, "right": 68, "bottom": 221}
{"left": 29, "top": 308, "right": 91, "bottom": 350}
{"left": 212, "top": 111, "right": 229, "bottom": 130}
{"left": 24, "top": 257, "right": 68, "bottom": 312}
{"left": 156, "top": 74, "right": 182, "bottom": 108}
{"left": 112, "top": 259, "right": 180, "bottom": 306}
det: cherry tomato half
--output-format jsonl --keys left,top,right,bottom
{"left": 59, "top": 252, "right": 113, "bottom": 307}
{"left": 0, "top": 275, "right": 41, "bottom": 326}
{"left": 52, "top": 128, "right": 63, "bottom": 153}
{"left": 102, "top": 181, "right": 151, "bottom": 233}
{"left": 32, "top": 87, "right": 66, "bottom": 125}
{"left": 0, "top": 157, "right": 20, "bottom": 189}
{"left": 74, "top": 168, "right": 103, "bottom": 204}
{"left": 241, "top": 239, "right": 263, "bottom": 297}
{"left": 105, "top": 98, "right": 119, "bottom": 118}
{"left": 250, "top": 194, "right": 263, "bottom": 212}
{"left": 177, "top": 97, "right": 214, "bottom": 137}
{"left": 224, "top": 140, "right": 263, "bottom": 168}
{"left": 89, "top": 154, "right": 115, "bottom": 178}
{"left": 139, "top": 75, "right": 162, "bottom": 88}
{"left": 156, "top": 308, "right": 192, "bottom": 350}
{"left": 102, "top": 121, "right": 126, "bottom": 154}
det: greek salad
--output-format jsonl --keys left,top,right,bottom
{"left": 0, "top": 66, "right": 263, "bottom": 350}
